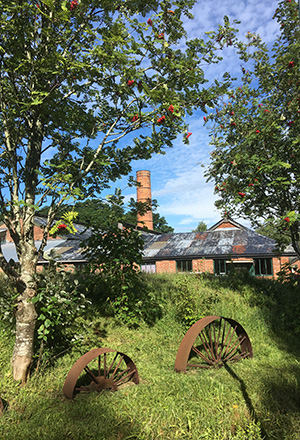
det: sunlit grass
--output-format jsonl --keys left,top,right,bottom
{"left": 1, "top": 273, "right": 300, "bottom": 439}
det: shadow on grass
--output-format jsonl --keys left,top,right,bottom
{"left": 202, "top": 272, "right": 300, "bottom": 356}
{"left": 0, "top": 389, "right": 142, "bottom": 440}
{"left": 224, "top": 362, "right": 269, "bottom": 440}
{"left": 62, "top": 392, "right": 141, "bottom": 440}
{"left": 258, "top": 364, "right": 300, "bottom": 439}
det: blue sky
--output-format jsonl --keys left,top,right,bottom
{"left": 99, "top": 0, "right": 281, "bottom": 232}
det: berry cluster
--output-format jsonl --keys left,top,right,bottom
{"left": 70, "top": 0, "right": 78, "bottom": 11}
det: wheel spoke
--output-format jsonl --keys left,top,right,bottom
{"left": 215, "top": 319, "right": 222, "bottom": 360}
{"left": 217, "top": 318, "right": 227, "bottom": 360}
{"left": 98, "top": 355, "right": 101, "bottom": 376}
{"left": 187, "top": 363, "right": 211, "bottom": 369}
{"left": 222, "top": 330, "right": 241, "bottom": 360}
{"left": 107, "top": 353, "right": 119, "bottom": 378}
{"left": 84, "top": 365, "right": 99, "bottom": 384}
{"left": 208, "top": 325, "right": 215, "bottom": 360}
{"left": 223, "top": 336, "right": 246, "bottom": 362}
{"left": 111, "top": 355, "right": 124, "bottom": 379}
{"left": 192, "top": 345, "right": 214, "bottom": 365}
{"left": 199, "top": 329, "right": 215, "bottom": 360}
{"left": 103, "top": 353, "right": 107, "bottom": 378}
{"left": 115, "top": 368, "right": 136, "bottom": 385}
{"left": 114, "top": 366, "right": 131, "bottom": 382}
{"left": 220, "top": 324, "right": 237, "bottom": 360}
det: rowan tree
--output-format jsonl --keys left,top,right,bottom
{"left": 205, "top": 0, "right": 300, "bottom": 256}
{"left": 0, "top": 0, "right": 238, "bottom": 382}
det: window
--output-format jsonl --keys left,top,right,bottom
{"left": 140, "top": 262, "right": 156, "bottom": 273}
{"left": 214, "top": 259, "right": 227, "bottom": 275}
{"left": 176, "top": 260, "right": 192, "bottom": 272}
{"left": 254, "top": 258, "right": 272, "bottom": 276}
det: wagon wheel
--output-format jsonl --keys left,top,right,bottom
{"left": 174, "top": 316, "right": 253, "bottom": 373}
{"left": 63, "top": 347, "right": 139, "bottom": 399}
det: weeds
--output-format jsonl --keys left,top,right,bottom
{"left": 1, "top": 273, "right": 300, "bottom": 439}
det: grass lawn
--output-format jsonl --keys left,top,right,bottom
{"left": 1, "top": 273, "right": 300, "bottom": 439}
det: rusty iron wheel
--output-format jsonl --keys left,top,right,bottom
{"left": 63, "top": 347, "right": 139, "bottom": 399}
{"left": 174, "top": 316, "right": 253, "bottom": 373}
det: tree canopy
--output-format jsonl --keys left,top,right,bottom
{"left": 0, "top": 0, "right": 239, "bottom": 381}
{"left": 205, "top": 0, "right": 300, "bottom": 256}
{"left": 38, "top": 197, "right": 175, "bottom": 232}
{"left": 192, "top": 220, "right": 207, "bottom": 232}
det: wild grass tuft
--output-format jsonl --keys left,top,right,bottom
{"left": 1, "top": 272, "right": 300, "bottom": 439}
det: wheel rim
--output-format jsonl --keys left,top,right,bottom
{"left": 63, "top": 348, "right": 139, "bottom": 399}
{"left": 174, "top": 316, "right": 253, "bottom": 372}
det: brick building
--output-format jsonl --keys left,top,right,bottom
{"left": 0, "top": 170, "right": 297, "bottom": 278}
{"left": 141, "top": 216, "right": 296, "bottom": 278}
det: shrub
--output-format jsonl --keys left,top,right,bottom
{"left": 82, "top": 225, "right": 163, "bottom": 327}
{"left": 32, "top": 261, "right": 90, "bottom": 368}
{"left": 172, "top": 273, "right": 220, "bottom": 328}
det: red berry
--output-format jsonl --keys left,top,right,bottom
{"left": 58, "top": 224, "right": 67, "bottom": 230}
{"left": 157, "top": 115, "right": 166, "bottom": 123}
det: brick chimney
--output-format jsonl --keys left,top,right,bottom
{"left": 136, "top": 170, "right": 153, "bottom": 230}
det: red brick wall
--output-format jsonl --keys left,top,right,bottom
{"left": 215, "top": 222, "right": 236, "bottom": 229}
{"left": 272, "top": 256, "right": 290, "bottom": 278}
{"left": 192, "top": 259, "right": 214, "bottom": 274}
{"left": 155, "top": 256, "right": 287, "bottom": 279}
{"left": 156, "top": 260, "right": 176, "bottom": 273}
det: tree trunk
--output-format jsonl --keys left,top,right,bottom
{"left": 11, "top": 249, "right": 38, "bottom": 383}
{"left": 12, "top": 296, "right": 37, "bottom": 383}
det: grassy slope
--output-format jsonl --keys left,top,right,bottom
{"left": 1, "top": 273, "right": 300, "bottom": 440}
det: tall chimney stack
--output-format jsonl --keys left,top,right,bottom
{"left": 136, "top": 170, "right": 153, "bottom": 231}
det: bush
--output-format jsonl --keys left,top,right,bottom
{"left": 82, "top": 225, "right": 163, "bottom": 327}
{"left": 172, "top": 273, "right": 220, "bottom": 328}
{"left": 32, "top": 261, "right": 90, "bottom": 368}
{"left": 76, "top": 270, "right": 163, "bottom": 328}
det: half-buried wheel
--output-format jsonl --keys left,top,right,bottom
{"left": 174, "top": 316, "right": 253, "bottom": 372}
{"left": 63, "top": 347, "right": 139, "bottom": 399}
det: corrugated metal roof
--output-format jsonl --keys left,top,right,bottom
{"left": 1, "top": 217, "right": 297, "bottom": 265}
{"left": 142, "top": 222, "right": 296, "bottom": 260}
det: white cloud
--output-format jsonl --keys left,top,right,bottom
{"left": 109, "top": 0, "right": 281, "bottom": 232}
